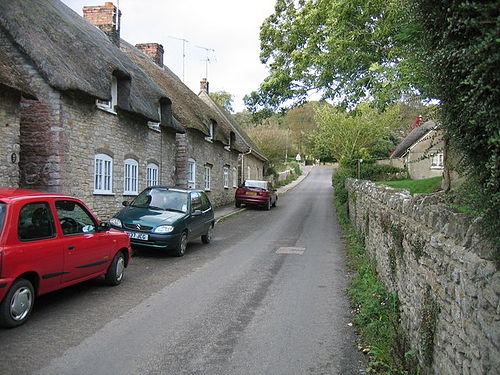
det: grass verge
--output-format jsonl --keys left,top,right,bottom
{"left": 374, "top": 177, "right": 442, "bottom": 194}
{"left": 334, "top": 170, "right": 418, "bottom": 374}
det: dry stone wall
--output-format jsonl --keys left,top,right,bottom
{"left": 346, "top": 178, "right": 498, "bottom": 375}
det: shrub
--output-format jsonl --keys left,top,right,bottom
{"left": 289, "top": 160, "right": 302, "bottom": 176}
{"left": 360, "top": 163, "right": 408, "bottom": 181}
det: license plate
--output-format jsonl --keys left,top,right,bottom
{"left": 125, "top": 231, "right": 149, "bottom": 241}
{"left": 246, "top": 192, "right": 257, "bottom": 196}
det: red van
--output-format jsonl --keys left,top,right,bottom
{"left": 0, "top": 188, "right": 131, "bottom": 328}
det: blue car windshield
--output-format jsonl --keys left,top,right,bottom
{"left": 131, "top": 188, "right": 188, "bottom": 213}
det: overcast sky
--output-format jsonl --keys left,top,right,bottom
{"left": 61, "top": 0, "right": 276, "bottom": 112}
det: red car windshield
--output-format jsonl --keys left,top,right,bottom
{"left": 244, "top": 180, "right": 268, "bottom": 189}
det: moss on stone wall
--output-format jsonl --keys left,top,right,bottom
{"left": 420, "top": 286, "right": 440, "bottom": 367}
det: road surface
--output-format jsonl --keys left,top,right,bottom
{"left": 0, "top": 166, "right": 365, "bottom": 374}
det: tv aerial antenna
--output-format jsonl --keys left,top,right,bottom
{"left": 196, "top": 45, "right": 216, "bottom": 80}
{"left": 168, "top": 36, "right": 190, "bottom": 82}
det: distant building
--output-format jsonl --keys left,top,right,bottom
{"left": 197, "top": 78, "right": 267, "bottom": 185}
{"left": 390, "top": 121, "right": 445, "bottom": 180}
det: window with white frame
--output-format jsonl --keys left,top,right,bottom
{"left": 147, "top": 163, "right": 159, "bottom": 187}
{"left": 247, "top": 166, "right": 251, "bottom": 180}
{"left": 209, "top": 122, "right": 215, "bottom": 139}
{"left": 204, "top": 165, "right": 211, "bottom": 191}
{"left": 123, "top": 158, "right": 139, "bottom": 195}
{"left": 94, "top": 154, "right": 113, "bottom": 194}
{"left": 223, "top": 166, "right": 229, "bottom": 188}
{"left": 188, "top": 158, "right": 196, "bottom": 189}
{"left": 206, "top": 121, "right": 216, "bottom": 142}
{"left": 147, "top": 102, "right": 161, "bottom": 132}
{"left": 232, "top": 167, "right": 237, "bottom": 188}
{"left": 431, "top": 153, "right": 444, "bottom": 169}
{"left": 96, "top": 76, "right": 118, "bottom": 113}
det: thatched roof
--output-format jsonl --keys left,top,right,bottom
{"left": 198, "top": 90, "right": 268, "bottom": 162}
{"left": 122, "top": 41, "right": 235, "bottom": 146}
{"left": 0, "top": 0, "right": 170, "bottom": 123}
{"left": 390, "top": 121, "right": 436, "bottom": 158}
{"left": 0, "top": 46, "right": 34, "bottom": 97}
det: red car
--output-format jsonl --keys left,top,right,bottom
{"left": 235, "top": 180, "right": 278, "bottom": 210}
{"left": 0, "top": 188, "right": 131, "bottom": 328}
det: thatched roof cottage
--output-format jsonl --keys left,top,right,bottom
{"left": 198, "top": 79, "right": 268, "bottom": 184}
{"left": 0, "top": 0, "right": 184, "bottom": 218}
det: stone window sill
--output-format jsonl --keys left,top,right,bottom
{"left": 97, "top": 105, "right": 117, "bottom": 115}
{"left": 93, "top": 192, "right": 115, "bottom": 196}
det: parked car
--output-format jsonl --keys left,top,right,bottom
{"left": 0, "top": 188, "right": 131, "bottom": 328}
{"left": 235, "top": 180, "right": 278, "bottom": 210}
{"left": 110, "top": 187, "right": 215, "bottom": 257}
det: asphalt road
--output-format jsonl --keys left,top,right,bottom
{"left": 0, "top": 166, "right": 365, "bottom": 375}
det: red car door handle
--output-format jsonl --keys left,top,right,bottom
{"left": 68, "top": 245, "right": 75, "bottom": 250}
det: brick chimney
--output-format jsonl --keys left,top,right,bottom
{"left": 200, "top": 78, "right": 209, "bottom": 94}
{"left": 83, "top": 2, "right": 121, "bottom": 46}
{"left": 135, "top": 43, "right": 164, "bottom": 67}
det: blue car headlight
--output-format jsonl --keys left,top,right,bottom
{"left": 154, "top": 225, "right": 174, "bottom": 233}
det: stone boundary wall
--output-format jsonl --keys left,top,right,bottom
{"left": 345, "top": 178, "right": 498, "bottom": 375}
{"left": 277, "top": 169, "right": 294, "bottom": 182}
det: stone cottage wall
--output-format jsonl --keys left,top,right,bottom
{"left": 346, "top": 178, "right": 498, "bottom": 375}
{"left": 59, "top": 93, "right": 177, "bottom": 220}
{"left": 241, "top": 153, "right": 265, "bottom": 183}
{"left": 0, "top": 89, "right": 21, "bottom": 187}
{"left": 406, "top": 132, "right": 444, "bottom": 180}
{"left": 186, "top": 129, "right": 238, "bottom": 207}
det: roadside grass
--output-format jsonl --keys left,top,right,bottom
{"left": 216, "top": 208, "right": 246, "bottom": 224}
{"left": 334, "top": 170, "right": 418, "bottom": 374}
{"left": 374, "top": 177, "right": 442, "bottom": 194}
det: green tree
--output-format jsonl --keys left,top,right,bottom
{"left": 249, "top": 0, "right": 417, "bottom": 111}
{"left": 412, "top": 1, "right": 499, "bottom": 201}
{"left": 209, "top": 91, "right": 234, "bottom": 113}
{"left": 232, "top": 110, "right": 254, "bottom": 127}
{"left": 283, "top": 102, "right": 318, "bottom": 156}
{"left": 245, "top": 123, "right": 296, "bottom": 165}
{"left": 311, "top": 103, "right": 403, "bottom": 162}
{"left": 252, "top": 0, "right": 499, "bottom": 236}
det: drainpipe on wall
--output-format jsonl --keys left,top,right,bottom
{"left": 241, "top": 149, "right": 252, "bottom": 185}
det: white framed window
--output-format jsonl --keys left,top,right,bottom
{"left": 188, "top": 158, "right": 196, "bottom": 189}
{"left": 124, "top": 158, "right": 139, "bottom": 195}
{"left": 147, "top": 102, "right": 161, "bottom": 132}
{"left": 205, "top": 121, "right": 216, "bottom": 142}
{"left": 94, "top": 154, "right": 113, "bottom": 194}
{"left": 147, "top": 163, "right": 159, "bottom": 187}
{"left": 431, "top": 153, "right": 444, "bottom": 169}
{"left": 96, "top": 76, "right": 118, "bottom": 113}
{"left": 232, "top": 167, "right": 237, "bottom": 188}
{"left": 209, "top": 122, "right": 214, "bottom": 139}
{"left": 247, "top": 166, "right": 251, "bottom": 180}
{"left": 223, "top": 166, "right": 229, "bottom": 188}
{"left": 204, "top": 165, "right": 211, "bottom": 191}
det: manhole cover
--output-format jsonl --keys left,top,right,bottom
{"left": 276, "top": 247, "right": 305, "bottom": 255}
